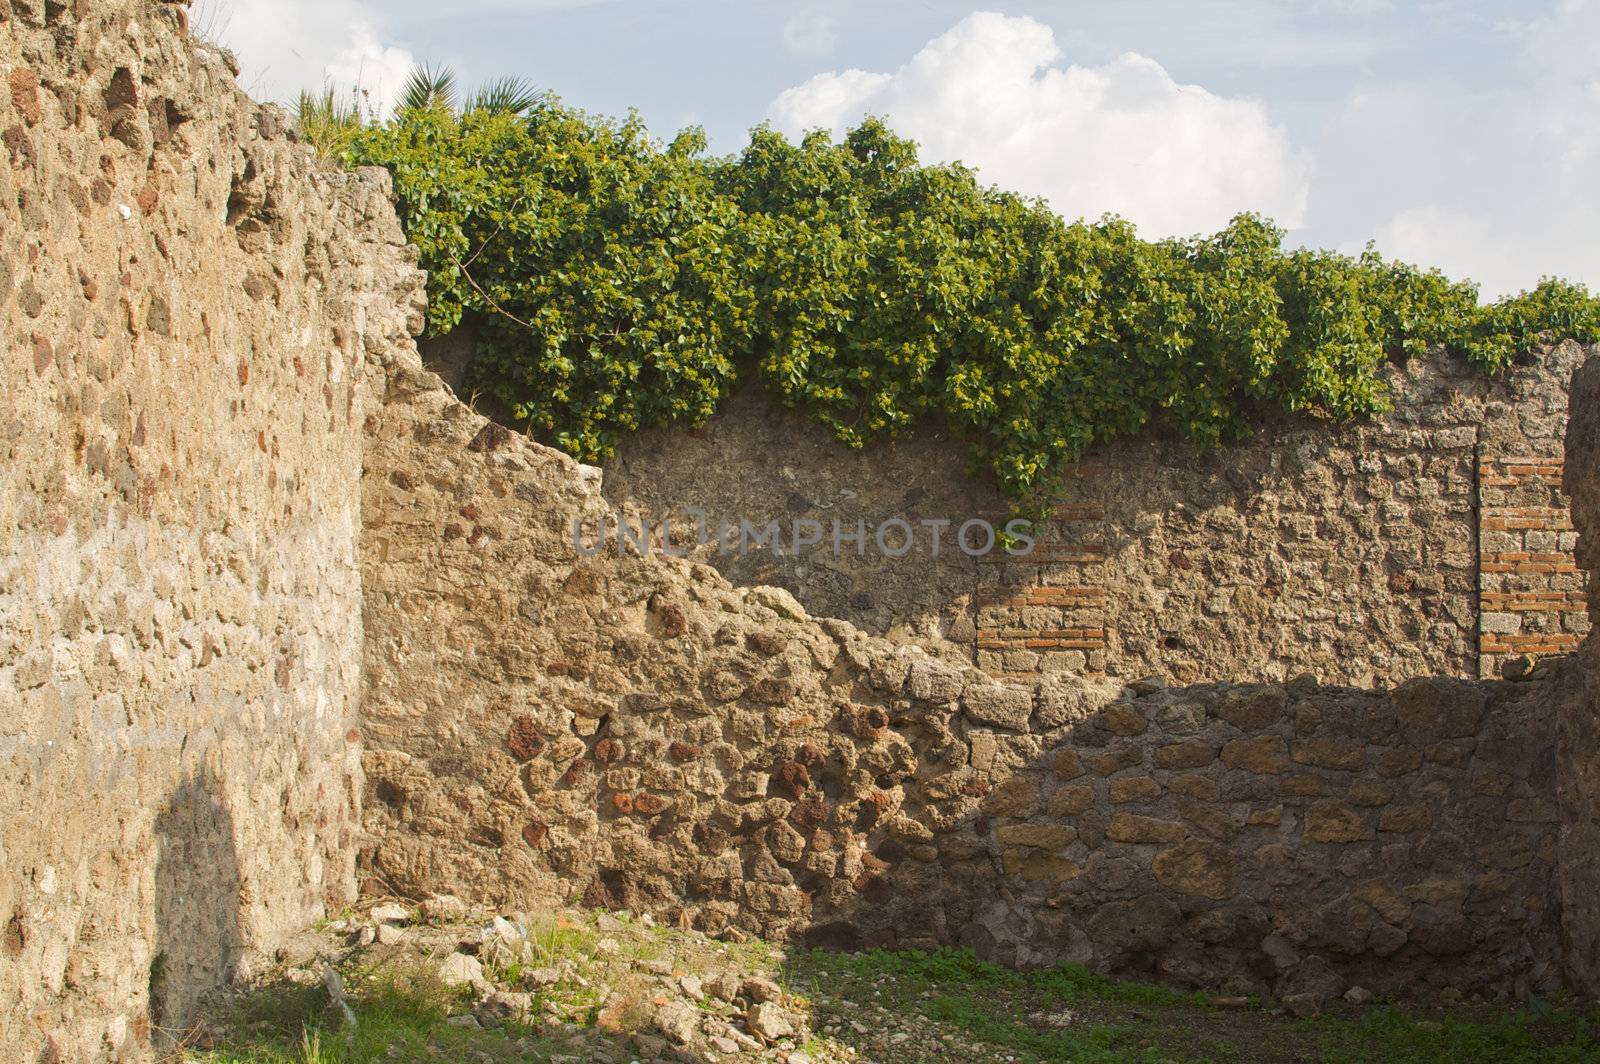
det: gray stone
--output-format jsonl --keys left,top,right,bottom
{"left": 654, "top": 1000, "right": 701, "bottom": 1045}
{"left": 741, "top": 976, "right": 783, "bottom": 1003}
{"left": 963, "top": 684, "right": 1035, "bottom": 730}
{"left": 421, "top": 894, "right": 470, "bottom": 923}
{"left": 369, "top": 902, "right": 411, "bottom": 924}
{"left": 746, "top": 1001, "right": 795, "bottom": 1041}
{"left": 438, "top": 953, "right": 485, "bottom": 988}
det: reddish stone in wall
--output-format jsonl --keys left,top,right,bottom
{"left": 634, "top": 793, "right": 670, "bottom": 816}
{"left": 790, "top": 794, "right": 830, "bottom": 829}
{"left": 9, "top": 69, "right": 42, "bottom": 125}
{"left": 773, "top": 760, "right": 811, "bottom": 799}
{"left": 505, "top": 716, "right": 546, "bottom": 761}
{"left": 561, "top": 758, "right": 592, "bottom": 786}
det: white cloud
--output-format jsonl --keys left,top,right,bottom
{"left": 781, "top": 13, "right": 839, "bottom": 60}
{"left": 767, "top": 12, "right": 1311, "bottom": 239}
{"left": 324, "top": 24, "right": 417, "bottom": 119}
{"left": 191, "top": 0, "right": 417, "bottom": 118}
{"left": 1306, "top": 0, "right": 1600, "bottom": 297}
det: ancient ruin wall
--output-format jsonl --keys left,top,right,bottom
{"left": 1559, "top": 350, "right": 1600, "bottom": 993}
{"left": 0, "top": 3, "right": 1587, "bottom": 1059}
{"left": 0, "top": 2, "right": 424, "bottom": 1057}
{"left": 600, "top": 343, "right": 1590, "bottom": 687}
{"left": 363, "top": 346, "right": 1570, "bottom": 1006}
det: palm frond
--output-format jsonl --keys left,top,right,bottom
{"left": 466, "top": 76, "right": 542, "bottom": 116}
{"left": 399, "top": 63, "right": 458, "bottom": 114}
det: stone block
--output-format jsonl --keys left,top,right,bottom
{"left": 1303, "top": 801, "right": 1374, "bottom": 843}
{"left": 1291, "top": 739, "right": 1365, "bottom": 771}
{"left": 996, "top": 822, "right": 1077, "bottom": 849}
{"left": 963, "top": 684, "right": 1035, "bottom": 731}
{"left": 1152, "top": 840, "right": 1234, "bottom": 900}
{"left": 981, "top": 778, "right": 1041, "bottom": 817}
{"left": 1153, "top": 741, "right": 1218, "bottom": 770}
{"left": 1221, "top": 736, "right": 1290, "bottom": 774}
{"left": 1109, "top": 777, "right": 1162, "bottom": 803}
{"left": 1218, "top": 686, "right": 1289, "bottom": 731}
{"left": 1045, "top": 784, "right": 1094, "bottom": 817}
{"left": 1097, "top": 701, "right": 1148, "bottom": 736}
{"left": 1106, "top": 813, "right": 1186, "bottom": 844}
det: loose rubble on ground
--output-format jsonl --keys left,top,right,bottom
{"left": 191, "top": 896, "right": 1045, "bottom": 1063}
{"left": 183, "top": 897, "right": 1600, "bottom": 1064}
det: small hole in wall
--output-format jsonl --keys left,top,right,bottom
{"left": 1164, "top": 636, "right": 1185, "bottom": 651}
{"left": 103, "top": 67, "right": 138, "bottom": 115}
{"left": 372, "top": 779, "right": 405, "bottom": 810}
{"left": 4, "top": 912, "right": 23, "bottom": 957}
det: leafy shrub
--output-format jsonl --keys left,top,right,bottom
{"left": 345, "top": 102, "right": 1600, "bottom": 500}
{"left": 355, "top": 109, "right": 753, "bottom": 459}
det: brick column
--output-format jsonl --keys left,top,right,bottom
{"left": 974, "top": 501, "right": 1108, "bottom": 679}
{"left": 1478, "top": 454, "right": 1589, "bottom": 677}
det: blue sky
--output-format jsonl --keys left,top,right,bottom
{"left": 196, "top": 0, "right": 1600, "bottom": 298}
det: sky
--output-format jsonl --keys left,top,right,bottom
{"left": 191, "top": 0, "right": 1600, "bottom": 299}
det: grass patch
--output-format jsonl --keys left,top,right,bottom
{"left": 182, "top": 910, "right": 696, "bottom": 1062}
{"left": 784, "top": 946, "right": 1600, "bottom": 1064}
{"left": 785, "top": 947, "right": 1225, "bottom": 1062}
{"left": 182, "top": 918, "right": 1600, "bottom": 1064}
{"left": 181, "top": 960, "right": 553, "bottom": 1064}
{"left": 1309, "top": 998, "right": 1600, "bottom": 1064}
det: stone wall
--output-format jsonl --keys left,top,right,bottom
{"left": 595, "top": 342, "right": 1591, "bottom": 688}
{"left": 4, "top": 5, "right": 1594, "bottom": 1057}
{"left": 874, "top": 673, "right": 1564, "bottom": 1005}
{"left": 1476, "top": 350, "right": 1590, "bottom": 677}
{"left": 362, "top": 344, "right": 1571, "bottom": 1008}
{"left": 1558, "top": 351, "right": 1600, "bottom": 993}
{"left": 0, "top": 2, "right": 423, "bottom": 1058}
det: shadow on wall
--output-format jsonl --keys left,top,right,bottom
{"left": 419, "top": 328, "right": 998, "bottom": 661}
{"left": 360, "top": 333, "right": 1591, "bottom": 1011}
{"left": 784, "top": 670, "right": 1569, "bottom": 1011}
{"left": 151, "top": 772, "right": 243, "bottom": 1048}
{"left": 420, "top": 329, "right": 1587, "bottom": 689}
{"left": 1557, "top": 351, "right": 1600, "bottom": 995}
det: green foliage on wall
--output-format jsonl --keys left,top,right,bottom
{"left": 346, "top": 103, "right": 1600, "bottom": 501}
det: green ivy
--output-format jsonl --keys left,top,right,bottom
{"left": 347, "top": 105, "right": 1600, "bottom": 501}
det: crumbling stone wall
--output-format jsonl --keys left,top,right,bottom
{"left": 4, "top": 9, "right": 1591, "bottom": 1061}
{"left": 362, "top": 345, "right": 1568, "bottom": 1006}
{"left": 1558, "top": 350, "right": 1600, "bottom": 993}
{"left": 598, "top": 342, "right": 1591, "bottom": 687}
{"left": 0, "top": 1, "right": 423, "bottom": 1058}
